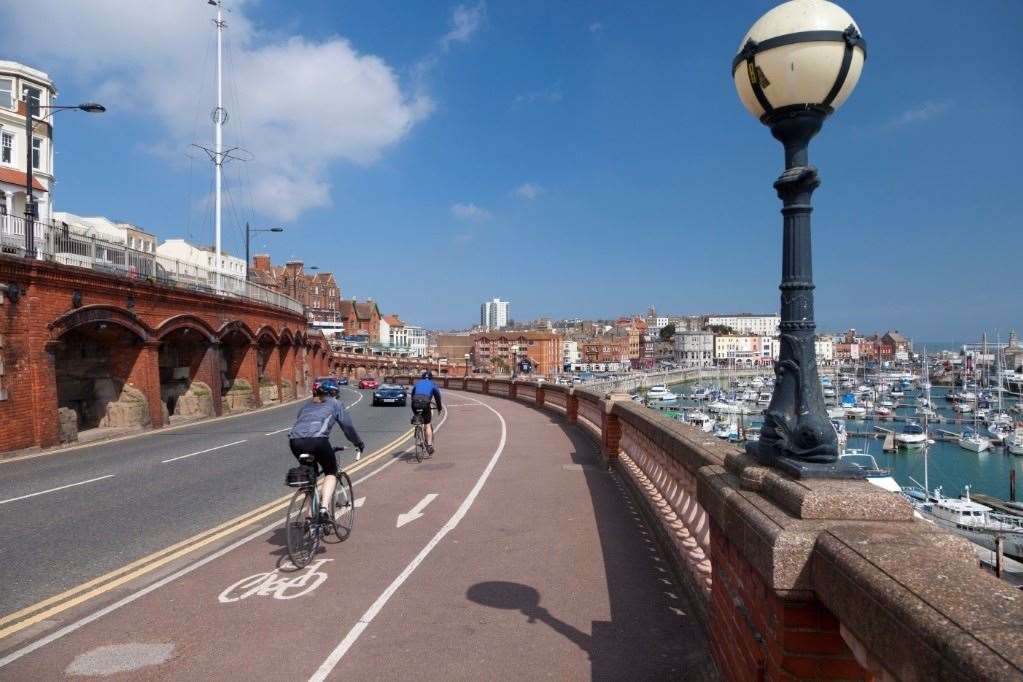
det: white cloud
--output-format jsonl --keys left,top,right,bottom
{"left": 451, "top": 203, "right": 492, "bottom": 222}
{"left": 513, "top": 183, "right": 543, "bottom": 200}
{"left": 441, "top": 3, "right": 486, "bottom": 51}
{"left": 513, "top": 89, "right": 563, "bottom": 105}
{"left": 589, "top": 22, "right": 603, "bottom": 33}
{"left": 0, "top": 1, "right": 432, "bottom": 221}
{"left": 885, "top": 100, "right": 953, "bottom": 130}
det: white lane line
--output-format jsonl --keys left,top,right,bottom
{"left": 396, "top": 494, "right": 438, "bottom": 528}
{"left": 161, "top": 440, "right": 247, "bottom": 464}
{"left": 0, "top": 518, "right": 279, "bottom": 669}
{"left": 264, "top": 428, "right": 290, "bottom": 436}
{"left": 310, "top": 392, "right": 506, "bottom": 680}
{"left": 0, "top": 475, "right": 115, "bottom": 506}
{"left": 345, "top": 409, "right": 451, "bottom": 486}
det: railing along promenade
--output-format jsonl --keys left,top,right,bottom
{"left": 0, "top": 214, "right": 302, "bottom": 314}
{"left": 385, "top": 373, "right": 1023, "bottom": 681}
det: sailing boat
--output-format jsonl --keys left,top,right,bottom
{"left": 988, "top": 333, "right": 1013, "bottom": 444}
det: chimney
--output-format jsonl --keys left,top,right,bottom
{"left": 252, "top": 254, "right": 272, "bottom": 272}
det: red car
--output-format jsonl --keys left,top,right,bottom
{"left": 359, "top": 377, "right": 380, "bottom": 390}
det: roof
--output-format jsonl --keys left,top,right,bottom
{"left": 340, "top": 299, "right": 380, "bottom": 322}
{"left": 383, "top": 314, "right": 403, "bottom": 327}
{"left": 885, "top": 331, "right": 909, "bottom": 343}
{"left": 0, "top": 168, "right": 47, "bottom": 192}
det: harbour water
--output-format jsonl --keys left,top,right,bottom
{"left": 659, "top": 378, "right": 1023, "bottom": 501}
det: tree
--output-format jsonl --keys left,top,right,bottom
{"left": 659, "top": 323, "right": 676, "bottom": 342}
{"left": 704, "top": 324, "right": 732, "bottom": 335}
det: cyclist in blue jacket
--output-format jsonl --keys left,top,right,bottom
{"left": 410, "top": 371, "right": 443, "bottom": 454}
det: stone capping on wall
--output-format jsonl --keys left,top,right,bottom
{"left": 416, "top": 374, "right": 1023, "bottom": 680}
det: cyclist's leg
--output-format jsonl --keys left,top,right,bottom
{"left": 290, "top": 438, "right": 319, "bottom": 519}
{"left": 311, "top": 439, "right": 338, "bottom": 517}
{"left": 421, "top": 407, "right": 434, "bottom": 450}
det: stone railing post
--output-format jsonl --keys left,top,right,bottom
{"left": 509, "top": 379, "right": 518, "bottom": 399}
{"left": 600, "top": 390, "right": 630, "bottom": 465}
{"left": 535, "top": 382, "right": 545, "bottom": 408}
{"left": 481, "top": 378, "right": 489, "bottom": 395}
{"left": 566, "top": 389, "right": 578, "bottom": 423}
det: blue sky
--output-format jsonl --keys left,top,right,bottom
{"left": 4, "top": 1, "right": 1021, "bottom": 339}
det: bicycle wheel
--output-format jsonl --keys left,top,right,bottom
{"left": 415, "top": 424, "right": 426, "bottom": 463}
{"left": 328, "top": 472, "right": 355, "bottom": 542}
{"left": 285, "top": 487, "right": 316, "bottom": 568}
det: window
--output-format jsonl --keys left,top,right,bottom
{"left": 0, "top": 79, "right": 12, "bottom": 109}
{"left": 23, "top": 85, "right": 41, "bottom": 116}
{"left": 1, "top": 132, "right": 11, "bottom": 164}
{"left": 32, "top": 137, "right": 41, "bottom": 169}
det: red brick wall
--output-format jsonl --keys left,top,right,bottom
{"left": 0, "top": 257, "right": 311, "bottom": 453}
{"left": 710, "top": 523, "right": 871, "bottom": 682}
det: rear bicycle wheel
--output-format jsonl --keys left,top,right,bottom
{"left": 285, "top": 487, "right": 316, "bottom": 568}
{"left": 327, "top": 472, "right": 355, "bottom": 542}
{"left": 414, "top": 424, "right": 425, "bottom": 463}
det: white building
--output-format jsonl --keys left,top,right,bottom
{"left": 707, "top": 314, "right": 780, "bottom": 337}
{"left": 0, "top": 61, "right": 57, "bottom": 239}
{"left": 673, "top": 331, "right": 714, "bottom": 368}
{"left": 480, "top": 298, "right": 509, "bottom": 331}
{"left": 714, "top": 334, "right": 773, "bottom": 367}
{"left": 388, "top": 318, "right": 428, "bottom": 358}
{"left": 769, "top": 337, "right": 835, "bottom": 367}
{"left": 563, "top": 340, "right": 581, "bottom": 368}
{"left": 156, "top": 238, "right": 246, "bottom": 282}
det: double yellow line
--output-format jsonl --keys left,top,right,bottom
{"left": 0, "top": 429, "right": 412, "bottom": 642}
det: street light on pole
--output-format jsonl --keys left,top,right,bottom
{"left": 733, "top": 0, "right": 866, "bottom": 478}
{"left": 23, "top": 100, "right": 105, "bottom": 257}
{"left": 244, "top": 222, "right": 284, "bottom": 280}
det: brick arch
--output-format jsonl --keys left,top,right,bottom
{"left": 48, "top": 304, "right": 153, "bottom": 342}
{"left": 217, "top": 320, "right": 256, "bottom": 344}
{"left": 254, "top": 325, "right": 279, "bottom": 345}
{"left": 278, "top": 327, "right": 295, "bottom": 346}
{"left": 155, "top": 314, "right": 217, "bottom": 343}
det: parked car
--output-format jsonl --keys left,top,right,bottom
{"left": 372, "top": 384, "right": 407, "bottom": 407}
{"left": 359, "top": 377, "right": 380, "bottom": 390}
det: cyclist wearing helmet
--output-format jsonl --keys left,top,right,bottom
{"left": 410, "top": 370, "right": 443, "bottom": 454}
{"left": 289, "top": 378, "right": 365, "bottom": 521}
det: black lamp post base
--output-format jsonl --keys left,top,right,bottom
{"left": 745, "top": 441, "right": 865, "bottom": 480}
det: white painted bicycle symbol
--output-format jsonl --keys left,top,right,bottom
{"left": 218, "top": 559, "right": 332, "bottom": 603}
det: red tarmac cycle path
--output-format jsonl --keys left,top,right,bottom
{"left": 0, "top": 391, "right": 711, "bottom": 680}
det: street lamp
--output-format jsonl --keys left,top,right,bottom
{"left": 733, "top": 0, "right": 866, "bottom": 478}
{"left": 244, "top": 222, "right": 284, "bottom": 280}
{"left": 464, "top": 352, "right": 470, "bottom": 377}
{"left": 23, "top": 101, "right": 105, "bottom": 256}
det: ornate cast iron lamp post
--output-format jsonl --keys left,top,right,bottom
{"left": 733, "top": 0, "right": 866, "bottom": 478}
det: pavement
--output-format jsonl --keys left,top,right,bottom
{"left": 0, "top": 390, "right": 712, "bottom": 680}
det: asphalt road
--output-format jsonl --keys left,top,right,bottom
{"left": 0, "top": 391, "right": 712, "bottom": 679}
{"left": 0, "top": 387, "right": 409, "bottom": 616}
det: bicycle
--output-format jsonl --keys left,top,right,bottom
{"left": 284, "top": 446, "right": 355, "bottom": 569}
{"left": 412, "top": 405, "right": 439, "bottom": 463}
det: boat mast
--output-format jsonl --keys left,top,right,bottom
{"left": 923, "top": 348, "right": 929, "bottom": 498}
{"left": 213, "top": 0, "right": 225, "bottom": 292}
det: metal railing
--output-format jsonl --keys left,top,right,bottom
{"left": 0, "top": 214, "right": 304, "bottom": 315}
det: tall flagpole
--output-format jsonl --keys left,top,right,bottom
{"left": 214, "top": 1, "right": 225, "bottom": 291}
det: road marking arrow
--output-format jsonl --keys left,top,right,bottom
{"left": 354, "top": 497, "right": 366, "bottom": 508}
{"left": 396, "top": 494, "right": 438, "bottom": 528}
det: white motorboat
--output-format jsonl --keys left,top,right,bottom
{"left": 827, "top": 406, "right": 846, "bottom": 419}
{"left": 906, "top": 486, "right": 1023, "bottom": 560}
{"left": 953, "top": 401, "right": 973, "bottom": 414}
{"left": 1007, "top": 429, "right": 1023, "bottom": 456}
{"left": 874, "top": 406, "right": 892, "bottom": 418}
{"left": 895, "top": 421, "right": 927, "bottom": 448}
{"left": 684, "top": 410, "right": 714, "bottom": 433}
{"left": 757, "top": 391, "right": 772, "bottom": 406}
{"left": 844, "top": 405, "right": 867, "bottom": 418}
{"left": 713, "top": 420, "right": 738, "bottom": 440}
{"left": 878, "top": 397, "right": 895, "bottom": 408}
{"left": 646, "top": 385, "right": 678, "bottom": 402}
{"left": 840, "top": 450, "right": 901, "bottom": 493}
{"left": 957, "top": 427, "right": 991, "bottom": 453}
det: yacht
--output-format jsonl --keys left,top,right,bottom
{"left": 757, "top": 391, "right": 772, "bottom": 406}
{"left": 684, "top": 410, "right": 714, "bottom": 433}
{"left": 906, "top": 486, "right": 1023, "bottom": 560}
{"left": 646, "top": 385, "right": 678, "bottom": 402}
{"left": 957, "top": 427, "right": 991, "bottom": 453}
{"left": 874, "top": 406, "right": 893, "bottom": 418}
{"left": 827, "top": 406, "right": 846, "bottom": 420}
{"left": 713, "top": 419, "right": 738, "bottom": 440}
{"left": 953, "top": 401, "right": 974, "bottom": 414}
{"left": 894, "top": 421, "right": 927, "bottom": 449}
{"left": 1007, "top": 429, "right": 1023, "bottom": 456}
{"left": 840, "top": 450, "right": 902, "bottom": 493}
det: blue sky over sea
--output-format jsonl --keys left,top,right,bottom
{"left": 3, "top": 1, "right": 1020, "bottom": 338}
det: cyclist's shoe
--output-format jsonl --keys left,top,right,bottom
{"left": 355, "top": 448, "right": 362, "bottom": 461}
{"left": 427, "top": 444, "right": 435, "bottom": 455}
{"left": 318, "top": 507, "right": 332, "bottom": 523}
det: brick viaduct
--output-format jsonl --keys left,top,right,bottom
{"left": 0, "top": 256, "right": 330, "bottom": 452}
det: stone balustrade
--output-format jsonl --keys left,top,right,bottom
{"left": 379, "top": 374, "right": 1023, "bottom": 681}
